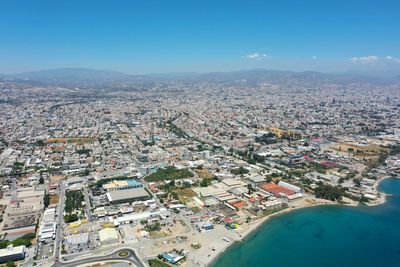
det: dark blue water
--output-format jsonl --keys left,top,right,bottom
{"left": 212, "top": 178, "right": 400, "bottom": 267}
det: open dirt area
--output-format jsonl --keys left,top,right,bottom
{"left": 50, "top": 195, "right": 59, "bottom": 205}
{"left": 50, "top": 175, "right": 65, "bottom": 183}
{"left": 195, "top": 168, "right": 214, "bottom": 179}
{"left": 329, "top": 142, "right": 389, "bottom": 155}
{"left": 45, "top": 137, "right": 94, "bottom": 144}
{"left": 174, "top": 189, "right": 196, "bottom": 205}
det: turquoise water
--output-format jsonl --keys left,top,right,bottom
{"left": 212, "top": 178, "right": 400, "bottom": 267}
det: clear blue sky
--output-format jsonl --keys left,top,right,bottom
{"left": 0, "top": 0, "right": 399, "bottom": 74}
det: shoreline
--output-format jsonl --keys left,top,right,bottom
{"left": 206, "top": 200, "right": 339, "bottom": 267}
{"left": 204, "top": 177, "right": 393, "bottom": 267}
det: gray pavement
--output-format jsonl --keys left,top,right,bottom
{"left": 54, "top": 183, "right": 66, "bottom": 262}
{"left": 83, "top": 187, "right": 93, "bottom": 221}
{"left": 52, "top": 248, "right": 145, "bottom": 267}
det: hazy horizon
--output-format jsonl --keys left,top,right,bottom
{"left": 1, "top": 66, "right": 399, "bottom": 78}
{"left": 1, "top": 0, "right": 399, "bottom": 74}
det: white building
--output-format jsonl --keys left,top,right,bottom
{"left": 0, "top": 245, "right": 26, "bottom": 264}
{"left": 64, "top": 233, "right": 89, "bottom": 250}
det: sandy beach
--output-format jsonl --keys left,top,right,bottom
{"left": 186, "top": 178, "right": 390, "bottom": 267}
{"left": 138, "top": 177, "right": 391, "bottom": 267}
{"left": 184, "top": 196, "right": 340, "bottom": 267}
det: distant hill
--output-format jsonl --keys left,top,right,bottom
{"left": 154, "top": 69, "right": 388, "bottom": 85}
{"left": 1, "top": 68, "right": 398, "bottom": 88}
{"left": 3, "top": 68, "right": 142, "bottom": 87}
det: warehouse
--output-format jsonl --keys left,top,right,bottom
{"left": 106, "top": 187, "right": 151, "bottom": 204}
{"left": 113, "top": 208, "right": 170, "bottom": 226}
{"left": 102, "top": 179, "right": 142, "bottom": 191}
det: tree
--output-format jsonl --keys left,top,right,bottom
{"left": 184, "top": 181, "right": 192, "bottom": 188}
{"left": 82, "top": 169, "right": 90, "bottom": 176}
{"left": 247, "top": 184, "right": 253, "bottom": 194}
{"left": 360, "top": 195, "right": 370, "bottom": 203}
{"left": 230, "top": 167, "right": 249, "bottom": 175}
{"left": 200, "top": 179, "right": 210, "bottom": 187}
{"left": 146, "top": 223, "right": 161, "bottom": 232}
{"left": 170, "top": 191, "right": 179, "bottom": 200}
{"left": 247, "top": 158, "right": 256, "bottom": 165}
{"left": 0, "top": 240, "right": 10, "bottom": 249}
{"left": 6, "top": 261, "right": 15, "bottom": 267}
{"left": 39, "top": 171, "right": 44, "bottom": 184}
{"left": 43, "top": 194, "right": 50, "bottom": 208}
{"left": 64, "top": 214, "right": 79, "bottom": 223}
{"left": 314, "top": 184, "right": 344, "bottom": 201}
{"left": 353, "top": 178, "right": 361, "bottom": 188}
{"left": 347, "top": 148, "right": 354, "bottom": 154}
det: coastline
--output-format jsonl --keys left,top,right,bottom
{"left": 203, "top": 177, "right": 391, "bottom": 267}
{"left": 204, "top": 199, "right": 339, "bottom": 267}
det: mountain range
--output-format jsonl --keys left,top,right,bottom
{"left": 1, "top": 68, "right": 399, "bottom": 87}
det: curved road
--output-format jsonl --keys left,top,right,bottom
{"left": 52, "top": 248, "right": 145, "bottom": 267}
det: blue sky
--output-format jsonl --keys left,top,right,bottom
{"left": 0, "top": 0, "right": 399, "bottom": 74}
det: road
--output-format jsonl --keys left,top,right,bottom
{"left": 11, "top": 176, "right": 17, "bottom": 201}
{"left": 83, "top": 187, "right": 93, "bottom": 222}
{"left": 52, "top": 248, "right": 144, "bottom": 267}
{"left": 54, "top": 182, "right": 66, "bottom": 263}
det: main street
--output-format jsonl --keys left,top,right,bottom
{"left": 83, "top": 187, "right": 93, "bottom": 222}
{"left": 54, "top": 182, "right": 66, "bottom": 263}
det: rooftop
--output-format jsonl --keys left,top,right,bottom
{"left": 106, "top": 187, "right": 150, "bottom": 202}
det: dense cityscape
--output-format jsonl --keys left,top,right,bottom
{"left": 0, "top": 71, "right": 399, "bottom": 267}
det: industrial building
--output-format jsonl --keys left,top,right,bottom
{"left": 102, "top": 179, "right": 142, "bottom": 191}
{"left": 106, "top": 187, "right": 150, "bottom": 204}
{"left": 38, "top": 208, "right": 57, "bottom": 242}
{"left": 113, "top": 208, "right": 170, "bottom": 226}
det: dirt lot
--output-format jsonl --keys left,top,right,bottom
{"left": 195, "top": 168, "right": 214, "bottom": 179}
{"left": 329, "top": 142, "right": 389, "bottom": 155}
{"left": 50, "top": 195, "right": 59, "bottom": 205}
{"left": 151, "top": 221, "right": 188, "bottom": 239}
{"left": 45, "top": 137, "right": 94, "bottom": 144}
{"left": 174, "top": 189, "right": 196, "bottom": 204}
{"left": 50, "top": 175, "right": 65, "bottom": 183}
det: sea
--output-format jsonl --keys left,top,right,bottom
{"left": 212, "top": 178, "right": 400, "bottom": 267}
